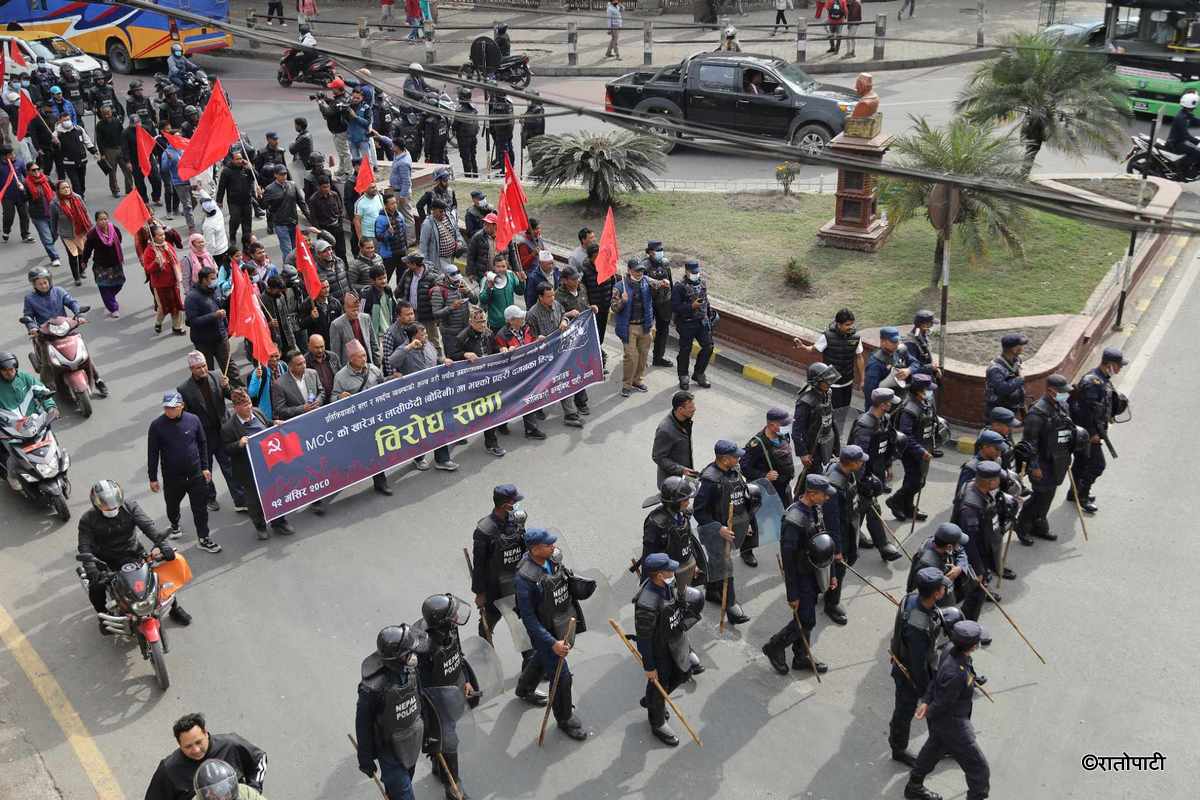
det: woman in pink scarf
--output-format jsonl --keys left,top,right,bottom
{"left": 80, "top": 210, "right": 126, "bottom": 317}
{"left": 181, "top": 232, "right": 217, "bottom": 295}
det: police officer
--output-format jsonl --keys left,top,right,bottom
{"left": 638, "top": 476, "right": 701, "bottom": 598}
{"left": 423, "top": 108, "right": 450, "bottom": 166}
{"left": 957, "top": 430, "right": 1021, "bottom": 501}
{"left": 951, "top": 461, "right": 1009, "bottom": 619}
{"left": 355, "top": 625, "right": 430, "bottom": 800}
{"left": 521, "top": 96, "right": 546, "bottom": 168}
{"left": 453, "top": 87, "right": 479, "bottom": 178}
{"left": 1068, "top": 346, "right": 1127, "bottom": 514}
{"left": 904, "top": 620, "right": 991, "bottom": 800}
{"left": 792, "top": 362, "right": 841, "bottom": 489}
{"left": 486, "top": 89, "right": 515, "bottom": 173}
{"left": 671, "top": 260, "right": 714, "bottom": 391}
{"left": 981, "top": 407, "right": 1023, "bottom": 477}
{"left": 633, "top": 552, "right": 704, "bottom": 747}
{"left": 469, "top": 484, "right": 545, "bottom": 705}
{"left": 863, "top": 326, "right": 914, "bottom": 407}
{"left": 739, "top": 407, "right": 794, "bottom": 567}
{"left": 889, "top": 566, "right": 951, "bottom": 768}
{"left": 905, "top": 309, "right": 943, "bottom": 455}
{"left": 1015, "top": 373, "right": 1076, "bottom": 546}
{"left": 849, "top": 388, "right": 910, "bottom": 562}
{"left": 514, "top": 528, "right": 589, "bottom": 741}
{"left": 640, "top": 240, "right": 676, "bottom": 371}
{"left": 822, "top": 444, "right": 867, "bottom": 625}
{"left": 888, "top": 373, "right": 936, "bottom": 522}
{"left": 416, "top": 594, "right": 479, "bottom": 798}
{"left": 907, "top": 523, "right": 971, "bottom": 611}
{"left": 90, "top": 73, "right": 124, "bottom": 121}
{"left": 694, "top": 440, "right": 753, "bottom": 624}
{"left": 984, "top": 333, "right": 1028, "bottom": 419}
{"left": 761, "top": 474, "right": 837, "bottom": 675}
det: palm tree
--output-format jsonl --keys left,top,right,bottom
{"left": 955, "top": 32, "right": 1130, "bottom": 170}
{"left": 880, "top": 116, "right": 1029, "bottom": 285}
{"left": 528, "top": 131, "right": 666, "bottom": 210}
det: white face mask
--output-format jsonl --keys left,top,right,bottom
{"left": 664, "top": 576, "right": 677, "bottom": 588}
{"left": 654, "top": 250, "right": 665, "bottom": 262}
{"left": 60, "top": 121, "right": 73, "bottom": 131}
{"left": 686, "top": 272, "right": 701, "bottom": 283}
{"left": 1055, "top": 392, "right": 1069, "bottom": 404}
{"left": 100, "top": 507, "right": 120, "bottom": 518}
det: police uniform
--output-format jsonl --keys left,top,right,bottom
{"left": 469, "top": 486, "right": 535, "bottom": 663}
{"left": 984, "top": 333, "right": 1028, "bottom": 418}
{"left": 639, "top": 482, "right": 700, "bottom": 595}
{"left": 423, "top": 111, "right": 450, "bottom": 165}
{"left": 486, "top": 94, "right": 515, "bottom": 172}
{"left": 792, "top": 367, "right": 841, "bottom": 489}
{"left": 978, "top": 407, "right": 1024, "bottom": 477}
{"left": 822, "top": 446, "right": 866, "bottom": 624}
{"left": 888, "top": 375, "right": 935, "bottom": 520}
{"left": 415, "top": 597, "right": 479, "bottom": 799}
{"left": 740, "top": 407, "right": 795, "bottom": 562}
{"left": 905, "top": 621, "right": 991, "bottom": 800}
{"left": 1015, "top": 375, "right": 1077, "bottom": 544}
{"left": 863, "top": 326, "right": 915, "bottom": 409}
{"left": 640, "top": 242, "right": 675, "bottom": 369}
{"left": 957, "top": 432, "right": 1022, "bottom": 501}
{"left": 671, "top": 260, "right": 715, "bottom": 389}
{"left": 521, "top": 102, "right": 546, "bottom": 168}
{"left": 694, "top": 441, "right": 753, "bottom": 623}
{"left": 453, "top": 98, "right": 479, "bottom": 177}
{"left": 356, "top": 636, "right": 425, "bottom": 800}
{"left": 1068, "top": 347, "right": 1128, "bottom": 512}
{"left": 849, "top": 389, "right": 910, "bottom": 561}
{"left": 889, "top": 568, "right": 950, "bottom": 764}
{"left": 949, "top": 464, "right": 1005, "bottom": 621}
{"left": 906, "top": 523, "right": 973, "bottom": 613}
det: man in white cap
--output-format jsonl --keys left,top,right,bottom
{"left": 524, "top": 249, "right": 560, "bottom": 308}
{"left": 146, "top": 391, "right": 220, "bottom": 553}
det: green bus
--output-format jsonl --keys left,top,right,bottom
{"left": 1104, "top": 0, "right": 1200, "bottom": 116}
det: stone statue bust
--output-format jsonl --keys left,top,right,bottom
{"left": 851, "top": 72, "right": 879, "bottom": 119}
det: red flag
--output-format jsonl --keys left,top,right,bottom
{"left": 595, "top": 206, "right": 619, "bottom": 285}
{"left": 112, "top": 189, "right": 152, "bottom": 236}
{"left": 16, "top": 90, "right": 38, "bottom": 139}
{"left": 228, "top": 256, "right": 277, "bottom": 364}
{"left": 495, "top": 153, "right": 529, "bottom": 251}
{"left": 177, "top": 80, "right": 238, "bottom": 181}
{"left": 294, "top": 227, "right": 322, "bottom": 300}
{"left": 8, "top": 41, "right": 25, "bottom": 67}
{"left": 258, "top": 430, "right": 305, "bottom": 470}
{"left": 135, "top": 125, "right": 157, "bottom": 176}
{"left": 163, "top": 131, "right": 190, "bottom": 151}
{"left": 353, "top": 156, "right": 375, "bottom": 194}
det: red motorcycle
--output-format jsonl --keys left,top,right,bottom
{"left": 21, "top": 307, "right": 106, "bottom": 418}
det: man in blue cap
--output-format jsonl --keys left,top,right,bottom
{"left": 849, "top": 387, "right": 914, "bottom": 562}
{"left": 906, "top": 523, "right": 970, "bottom": 609}
{"left": 984, "top": 333, "right": 1028, "bottom": 419}
{"left": 980, "top": 406, "right": 1023, "bottom": 478}
{"left": 694, "top": 439, "right": 753, "bottom": 624}
{"left": 739, "top": 407, "right": 795, "bottom": 566}
{"left": 904, "top": 620, "right": 991, "bottom": 800}
{"left": 956, "top": 429, "right": 1020, "bottom": 501}
{"left": 889, "top": 565, "right": 951, "bottom": 767}
{"left": 863, "top": 326, "right": 915, "bottom": 409}
{"left": 146, "top": 391, "right": 220, "bottom": 553}
{"left": 1015, "top": 374, "right": 1077, "bottom": 545}
{"left": 514, "top": 528, "right": 590, "bottom": 741}
{"left": 888, "top": 373, "right": 935, "bottom": 521}
{"left": 951, "top": 461, "right": 1012, "bottom": 617}
{"left": 1068, "top": 346, "right": 1128, "bottom": 514}
{"left": 639, "top": 240, "right": 675, "bottom": 371}
{"left": 670, "top": 259, "right": 715, "bottom": 391}
{"left": 633, "top": 552, "right": 703, "bottom": 747}
{"left": 823, "top": 444, "right": 867, "bottom": 625}
{"left": 762, "top": 474, "right": 838, "bottom": 675}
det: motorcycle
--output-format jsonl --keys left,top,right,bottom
{"left": 277, "top": 48, "right": 336, "bottom": 88}
{"left": 0, "top": 404, "right": 71, "bottom": 520}
{"left": 76, "top": 551, "right": 192, "bottom": 690}
{"left": 460, "top": 35, "right": 533, "bottom": 89}
{"left": 21, "top": 307, "right": 103, "bottom": 418}
{"left": 1124, "top": 134, "right": 1198, "bottom": 182}
{"left": 154, "top": 70, "right": 212, "bottom": 108}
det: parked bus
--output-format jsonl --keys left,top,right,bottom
{"left": 0, "top": 0, "right": 232, "bottom": 74}
{"left": 1105, "top": 0, "right": 1200, "bottom": 117}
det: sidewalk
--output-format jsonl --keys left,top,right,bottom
{"left": 225, "top": 0, "right": 1101, "bottom": 74}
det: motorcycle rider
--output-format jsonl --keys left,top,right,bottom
{"left": 23, "top": 267, "right": 107, "bottom": 397}
{"left": 453, "top": 87, "right": 479, "bottom": 177}
{"left": 495, "top": 23, "right": 513, "bottom": 57}
{"left": 167, "top": 44, "right": 204, "bottom": 92}
{"left": 282, "top": 24, "right": 320, "bottom": 80}
{"left": 355, "top": 624, "right": 431, "bottom": 800}
{"left": 403, "top": 63, "right": 432, "bottom": 104}
{"left": 191, "top": 759, "right": 268, "bottom": 800}
{"left": 0, "top": 351, "right": 58, "bottom": 492}
{"left": 1167, "top": 91, "right": 1200, "bottom": 176}
{"left": 78, "top": 480, "right": 192, "bottom": 635}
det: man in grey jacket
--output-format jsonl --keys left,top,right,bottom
{"left": 652, "top": 390, "right": 698, "bottom": 487}
{"left": 328, "top": 292, "right": 380, "bottom": 367}
{"left": 418, "top": 198, "right": 463, "bottom": 270}
{"left": 392, "top": 322, "right": 457, "bottom": 472}
{"left": 431, "top": 265, "right": 479, "bottom": 360}
{"left": 330, "top": 341, "right": 392, "bottom": 496}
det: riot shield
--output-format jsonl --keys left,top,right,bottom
{"left": 469, "top": 36, "right": 501, "bottom": 71}
{"left": 752, "top": 478, "right": 786, "bottom": 546}
{"left": 697, "top": 521, "right": 733, "bottom": 582}
{"left": 460, "top": 636, "right": 503, "bottom": 698}
{"left": 688, "top": 518, "right": 710, "bottom": 584}
{"left": 494, "top": 594, "right": 533, "bottom": 652}
{"left": 422, "top": 685, "right": 468, "bottom": 754}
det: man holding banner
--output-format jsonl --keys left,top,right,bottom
{"left": 330, "top": 340, "right": 392, "bottom": 497}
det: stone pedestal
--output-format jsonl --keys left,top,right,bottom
{"left": 817, "top": 115, "right": 893, "bottom": 253}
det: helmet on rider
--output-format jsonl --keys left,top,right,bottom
{"left": 458, "top": 86, "right": 472, "bottom": 101}
{"left": 0, "top": 352, "right": 18, "bottom": 373}
{"left": 496, "top": 23, "right": 509, "bottom": 34}
{"left": 1181, "top": 92, "right": 1199, "bottom": 111}
{"left": 192, "top": 759, "right": 239, "bottom": 800}
{"left": 28, "top": 266, "right": 51, "bottom": 289}
{"left": 171, "top": 43, "right": 183, "bottom": 57}
{"left": 90, "top": 480, "right": 125, "bottom": 517}
{"left": 409, "top": 62, "right": 424, "bottom": 74}
{"left": 299, "top": 23, "right": 311, "bottom": 35}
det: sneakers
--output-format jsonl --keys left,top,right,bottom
{"left": 413, "top": 456, "right": 431, "bottom": 471}
{"left": 563, "top": 415, "right": 584, "bottom": 428}
{"left": 22, "top": 235, "right": 33, "bottom": 243}
{"left": 233, "top": 504, "right": 248, "bottom": 513}
{"left": 620, "top": 387, "right": 633, "bottom": 397}
{"left": 486, "top": 446, "right": 506, "bottom": 457}
{"left": 51, "top": 259, "right": 61, "bottom": 267}
{"left": 433, "top": 460, "right": 460, "bottom": 471}
{"left": 524, "top": 427, "right": 546, "bottom": 440}
{"left": 168, "top": 603, "right": 192, "bottom": 625}
{"left": 631, "top": 383, "right": 649, "bottom": 393}
{"left": 197, "top": 538, "right": 222, "bottom": 553}
{"left": 168, "top": 523, "right": 183, "bottom": 539}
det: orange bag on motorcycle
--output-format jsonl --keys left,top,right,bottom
{"left": 153, "top": 555, "right": 193, "bottom": 603}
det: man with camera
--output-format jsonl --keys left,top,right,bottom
{"left": 316, "top": 80, "right": 354, "bottom": 180}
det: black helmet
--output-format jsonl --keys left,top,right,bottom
{"left": 458, "top": 86, "right": 472, "bottom": 101}
{"left": 28, "top": 266, "right": 50, "bottom": 284}
{"left": 0, "top": 352, "right": 18, "bottom": 371}
{"left": 807, "top": 362, "right": 841, "bottom": 387}
{"left": 421, "top": 594, "right": 472, "bottom": 628}
{"left": 89, "top": 480, "right": 124, "bottom": 513}
{"left": 938, "top": 605, "right": 964, "bottom": 636}
{"left": 746, "top": 482, "right": 763, "bottom": 515}
{"left": 913, "top": 309, "right": 935, "bottom": 326}
{"left": 376, "top": 623, "right": 429, "bottom": 666}
{"left": 192, "top": 759, "right": 238, "bottom": 800}
{"left": 805, "top": 532, "right": 836, "bottom": 569}
{"left": 61, "top": 65, "right": 78, "bottom": 80}
{"left": 496, "top": 23, "right": 509, "bottom": 34}
{"left": 307, "top": 151, "right": 326, "bottom": 171}
{"left": 163, "top": 84, "right": 178, "bottom": 96}
{"left": 129, "top": 79, "right": 144, "bottom": 91}
{"left": 1072, "top": 425, "right": 1090, "bottom": 454}
{"left": 659, "top": 476, "right": 698, "bottom": 509}
{"left": 185, "top": 105, "right": 199, "bottom": 118}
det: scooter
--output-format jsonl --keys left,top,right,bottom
{"left": 154, "top": 70, "right": 213, "bottom": 108}
{"left": 1124, "top": 133, "right": 1199, "bottom": 182}
{"left": 21, "top": 307, "right": 105, "bottom": 418}
{"left": 76, "top": 551, "right": 192, "bottom": 691}
{"left": 458, "top": 55, "right": 533, "bottom": 90}
{"left": 277, "top": 49, "right": 336, "bottom": 88}
{"left": 0, "top": 403, "right": 71, "bottom": 520}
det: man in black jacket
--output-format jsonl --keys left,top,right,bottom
{"left": 651, "top": 390, "right": 697, "bottom": 487}
{"left": 261, "top": 164, "right": 310, "bottom": 262}
{"left": 303, "top": 287, "right": 336, "bottom": 358}
{"left": 176, "top": 351, "right": 244, "bottom": 514}
{"left": 94, "top": 105, "right": 132, "bottom": 198}
{"left": 216, "top": 149, "right": 259, "bottom": 250}
{"left": 184, "top": 268, "right": 237, "bottom": 386}
{"left": 147, "top": 392, "right": 220, "bottom": 553}
{"left": 144, "top": 712, "right": 268, "bottom": 800}
{"left": 222, "top": 388, "right": 296, "bottom": 537}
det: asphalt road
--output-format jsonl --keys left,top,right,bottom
{"left": 0, "top": 68, "right": 1196, "bottom": 800}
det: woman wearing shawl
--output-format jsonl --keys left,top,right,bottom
{"left": 49, "top": 180, "right": 91, "bottom": 285}
{"left": 80, "top": 210, "right": 126, "bottom": 318}
{"left": 181, "top": 232, "right": 217, "bottom": 296}
{"left": 24, "top": 162, "right": 60, "bottom": 265}
{"left": 141, "top": 222, "right": 186, "bottom": 335}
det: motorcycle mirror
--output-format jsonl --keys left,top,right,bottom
{"left": 18, "top": 316, "right": 31, "bottom": 325}
{"left": 76, "top": 305, "right": 91, "bottom": 315}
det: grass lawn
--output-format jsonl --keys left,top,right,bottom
{"left": 461, "top": 182, "right": 1129, "bottom": 329}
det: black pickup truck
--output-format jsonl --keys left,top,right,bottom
{"left": 605, "top": 53, "right": 859, "bottom": 154}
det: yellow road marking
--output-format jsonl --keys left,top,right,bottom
{"left": 1136, "top": 299, "right": 1150, "bottom": 312}
{"left": 742, "top": 364, "right": 776, "bottom": 386}
{"left": 1151, "top": 276, "right": 1164, "bottom": 288}
{"left": 0, "top": 602, "right": 125, "bottom": 799}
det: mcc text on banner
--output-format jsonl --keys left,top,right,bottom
{"left": 247, "top": 311, "right": 604, "bottom": 520}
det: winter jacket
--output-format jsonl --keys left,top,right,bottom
{"left": 396, "top": 266, "right": 438, "bottom": 323}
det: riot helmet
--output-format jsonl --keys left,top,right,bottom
{"left": 659, "top": 475, "right": 698, "bottom": 511}
{"left": 307, "top": 151, "right": 326, "bottom": 171}
{"left": 805, "top": 532, "right": 836, "bottom": 569}
{"left": 192, "top": 759, "right": 238, "bottom": 800}
{"left": 129, "top": 79, "right": 144, "bottom": 92}
{"left": 807, "top": 362, "right": 841, "bottom": 388}
{"left": 746, "top": 482, "right": 763, "bottom": 515}
{"left": 458, "top": 86, "right": 472, "bottom": 101}
{"left": 376, "top": 623, "right": 429, "bottom": 667}
{"left": 421, "top": 593, "right": 472, "bottom": 628}
{"left": 90, "top": 480, "right": 124, "bottom": 517}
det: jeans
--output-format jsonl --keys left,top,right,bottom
{"left": 349, "top": 138, "right": 375, "bottom": 167}
{"left": 274, "top": 223, "right": 296, "bottom": 261}
{"left": 621, "top": 323, "right": 653, "bottom": 388}
{"left": 164, "top": 472, "right": 210, "bottom": 539}
{"left": 376, "top": 754, "right": 415, "bottom": 800}
{"left": 174, "top": 183, "right": 196, "bottom": 231}
{"left": 3, "top": 198, "right": 30, "bottom": 238}
{"left": 30, "top": 217, "right": 59, "bottom": 261}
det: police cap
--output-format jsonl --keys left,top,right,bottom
{"left": 1001, "top": 333, "right": 1029, "bottom": 350}
{"left": 643, "top": 553, "right": 680, "bottom": 573}
{"left": 804, "top": 474, "right": 836, "bottom": 496}
{"left": 950, "top": 620, "right": 985, "bottom": 648}
{"left": 524, "top": 527, "right": 558, "bottom": 546}
{"left": 714, "top": 439, "right": 745, "bottom": 457}
{"left": 913, "top": 309, "right": 935, "bottom": 325}
{"left": 915, "top": 566, "right": 951, "bottom": 592}
{"left": 646, "top": 240, "right": 662, "bottom": 251}
{"left": 492, "top": 484, "right": 523, "bottom": 505}
{"left": 975, "top": 460, "right": 1003, "bottom": 479}
{"left": 976, "top": 429, "right": 1007, "bottom": 450}
{"left": 870, "top": 387, "right": 896, "bottom": 407}
{"left": 839, "top": 444, "right": 867, "bottom": 462}
{"left": 1046, "top": 373, "right": 1070, "bottom": 390}
{"left": 879, "top": 326, "right": 900, "bottom": 342}
{"left": 934, "top": 522, "right": 968, "bottom": 547}
{"left": 910, "top": 373, "right": 935, "bottom": 391}
{"left": 766, "top": 407, "right": 792, "bottom": 425}
{"left": 989, "top": 406, "right": 1021, "bottom": 427}
{"left": 1101, "top": 346, "right": 1128, "bottom": 365}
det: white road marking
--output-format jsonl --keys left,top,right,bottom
{"left": 1118, "top": 255, "right": 1200, "bottom": 397}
